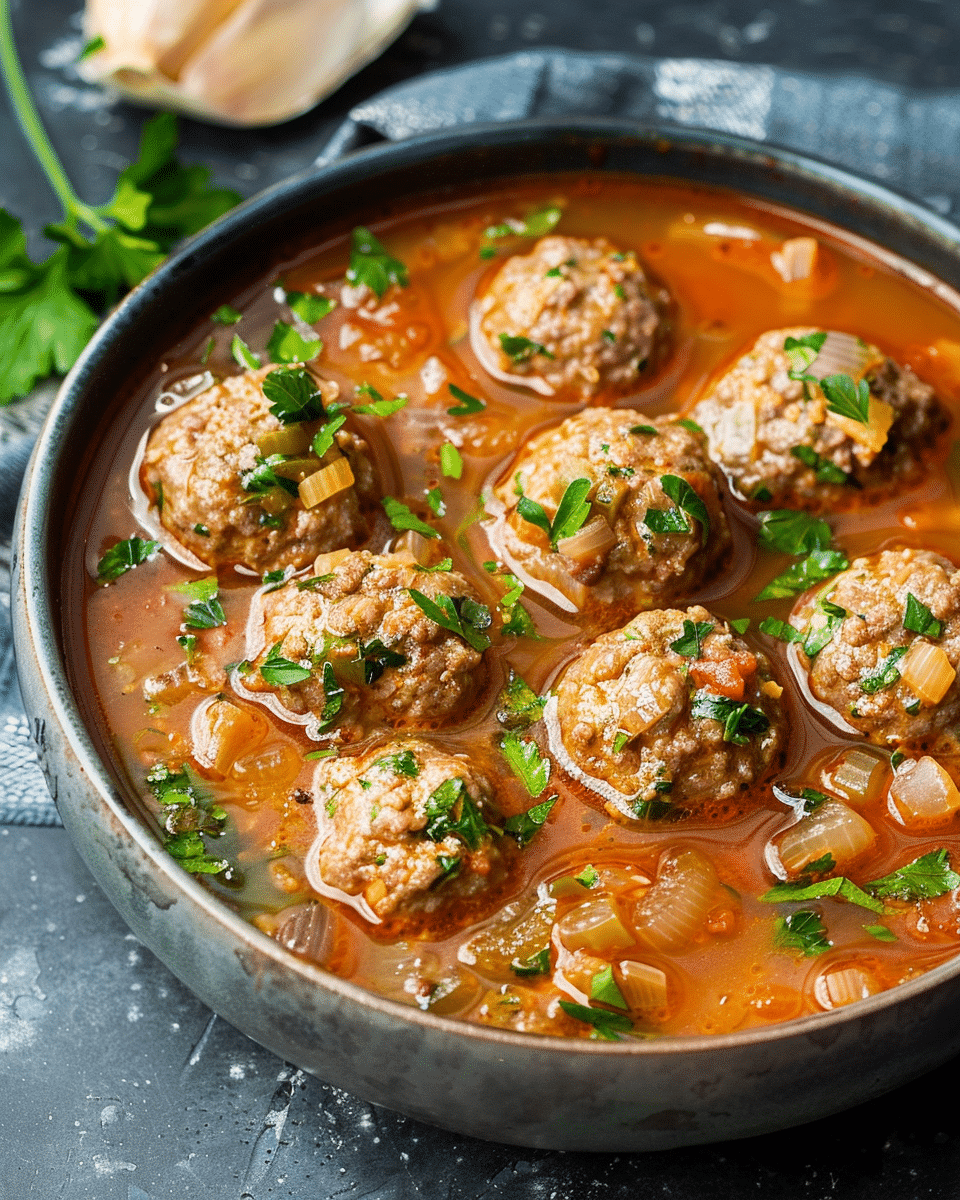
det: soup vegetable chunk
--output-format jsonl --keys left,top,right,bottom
{"left": 81, "top": 176, "right": 960, "bottom": 1043}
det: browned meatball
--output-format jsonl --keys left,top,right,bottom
{"left": 142, "top": 367, "right": 378, "bottom": 572}
{"left": 788, "top": 547, "right": 960, "bottom": 748}
{"left": 241, "top": 551, "right": 489, "bottom": 740}
{"left": 489, "top": 408, "right": 730, "bottom": 625}
{"left": 472, "top": 236, "right": 663, "bottom": 398}
{"left": 305, "top": 738, "right": 504, "bottom": 922}
{"left": 546, "top": 606, "right": 787, "bottom": 822}
{"left": 692, "top": 327, "right": 947, "bottom": 510}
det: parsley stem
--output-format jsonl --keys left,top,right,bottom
{"left": 0, "top": 0, "right": 105, "bottom": 233}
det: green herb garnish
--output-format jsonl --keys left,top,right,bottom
{"left": 96, "top": 536, "right": 160, "bottom": 582}
{"left": 754, "top": 548, "right": 849, "bottom": 602}
{"left": 286, "top": 291, "right": 335, "bottom": 323}
{"left": 261, "top": 365, "right": 329, "bottom": 424}
{"left": 495, "top": 671, "right": 546, "bottom": 730}
{"left": 860, "top": 646, "right": 909, "bottom": 695}
{"left": 644, "top": 475, "right": 710, "bottom": 539}
{"left": 346, "top": 226, "right": 408, "bottom": 298}
{"left": 756, "top": 509, "right": 832, "bottom": 555}
{"left": 499, "top": 334, "right": 555, "bottom": 364}
{"left": 353, "top": 382, "right": 409, "bottom": 416}
{"left": 440, "top": 443, "right": 463, "bottom": 479}
{"left": 382, "top": 497, "right": 439, "bottom": 539}
{"left": 790, "top": 444, "right": 851, "bottom": 486}
{"left": 231, "top": 334, "right": 261, "bottom": 369}
{"left": 503, "top": 795, "right": 558, "bottom": 847}
{"left": 558, "top": 1001, "right": 633, "bottom": 1041}
{"left": 211, "top": 303, "right": 242, "bottom": 325}
{"left": 669, "top": 619, "right": 713, "bottom": 659}
{"left": 407, "top": 589, "right": 491, "bottom": 652}
{"left": 516, "top": 477, "right": 592, "bottom": 550}
{"left": 510, "top": 947, "right": 551, "bottom": 977}
{"left": 500, "top": 732, "right": 551, "bottom": 797}
{"left": 590, "top": 965, "right": 628, "bottom": 1009}
{"left": 820, "top": 373, "right": 871, "bottom": 424}
{"left": 424, "top": 777, "right": 489, "bottom": 850}
{"left": 690, "top": 692, "right": 770, "bottom": 744}
{"left": 774, "top": 909, "right": 831, "bottom": 957}
{"left": 259, "top": 641, "right": 311, "bottom": 686}
{"left": 903, "top": 593, "right": 943, "bottom": 639}
{"left": 266, "top": 319, "right": 321, "bottom": 364}
{"left": 866, "top": 849, "right": 960, "bottom": 901}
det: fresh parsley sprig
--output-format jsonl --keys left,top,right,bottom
{"left": 346, "top": 226, "right": 408, "bottom": 298}
{"left": 96, "top": 536, "right": 160, "bottom": 582}
{"left": 516, "top": 477, "right": 593, "bottom": 550}
{"left": 644, "top": 475, "right": 710, "bottom": 539}
{"left": 407, "top": 588, "right": 492, "bottom": 652}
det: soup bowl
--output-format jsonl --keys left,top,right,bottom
{"left": 13, "top": 119, "right": 960, "bottom": 1152}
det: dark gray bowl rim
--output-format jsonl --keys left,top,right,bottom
{"left": 19, "top": 115, "right": 960, "bottom": 1060}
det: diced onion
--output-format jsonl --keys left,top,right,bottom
{"left": 364, "top": 877, "right": 388, "bottom": 911}
{"left": 392, "top": 530, "right": 438, "bottom": 568}
{"left": 889, "top": 755, "right": 960, "bottom": 824}
{"left": 258, "top": 423, "right": 315, "bottom": 457}
{"left": 617, "top": 960, "right": 669, "bottom": 1010}
{"left": 273, "top": 902, "right": 332, "bottom": 962}
{"left": 777, "top": 799, "right": 876, "bottom": 877}
{"left": 770, "top": 237, "right": 818, "bottom": 283}
{"left": 556, "top": 898, "right": 634, "bottom": 954}
{"left": 523, "top": 552, "right": 589, "bottom": 611}
{"left": 821, "top": 747, "right": 887, "bottom": 806}
{"left": 468, "top": 299, "right": 556, "bottom": 396}
{"left": 809, "top": 331, "right": 884, "bottom": 382}
{"left": 615, "top": 656, "right": 684, "bottom": 736}
{"left": 299, "top": 455, "right": 355, "bottom": 508}
{"left": 556, "top": 517, "right": 617, "bottom": 563}
{"left": 313, "top": 548, "right": 351, "bottom": 576}
{"left": 900, "top": 640, "right": 956, "bottom": 706}
{"left": 191, "top": 696, "right": 269, "bottom": 776}
{"left": 815, "top": 964, "right": 881, "bottom": 1010}
{"left": 632, "top": 847, "right": 719, "bottom": 953}
{"left": 548, "top": 875, "right": 595, "bottom": 901}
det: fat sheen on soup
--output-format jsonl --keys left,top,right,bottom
{"left": 81, "top": 176, "right": 960, "bottom": 1039}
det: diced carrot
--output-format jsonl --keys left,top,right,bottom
{"left": 689, "top": 651, "right": 757, "bottom": 700}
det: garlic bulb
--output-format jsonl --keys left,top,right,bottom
{"left": 79, "top": 0, "right": 422, "bottom": 127}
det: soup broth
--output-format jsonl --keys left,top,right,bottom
{"left": 77, "top": 175, "right": 960, "bottom": 1040}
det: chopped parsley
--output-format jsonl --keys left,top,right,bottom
{"left": 756, "top": 509, "right": 832, "bottom": 556}
{"left": 612, "top": 730, "right": 630, "bottom": 754}
{"left": 382, "top": 497, "right": 439, "bottom": 538}
{"left": 601, "top": 329, "right": 616, "bottom": 344}
{"left": 510, "top": 947, "right": 551, "bottom": 976}
{"left": 147, "top": 762, "right": 236, "bottom": 878}
{"left": 730, "top": 617, "right": 751, "bottom": 635}
{"left": 630, "top": 423, "right": 657, "bottom": 435}
{"left": 484, "top": 205, "right": 563, "bottom": 242}
{"left": 860, "top": 646, "right": 909, "bottom": 694}
{"left": 790, "top": 444, "right": 851, "bottom": 486}
{"left": 171, "top": 576, "right": 226, "bottom": 629}
{"left": 231, "top": 334, "right": 261, "bottom": 369}
{"left": 575, "top": 865, "right": 599, "bottom": 888}
{"left": 866, "top": 849, "right": 960, "bottom": 901}
{"left": 375, "top": 749, "right": 420, "bottom": 778}
{"left": 286, "top": 291, "right": 336, "bottom": 323}
{"left": 903, "top": 593, "right": 943, "bottom": 639}
{"left": 259, "top": 642, "right": 311, "bottom": 686}
{"left": 495, "top": 671, "right": 546, "bottom": 730}
{"left": 211, "top": 303, "right": 242, "bottom": 325}
{"left": 499, "top": 333, "right": 555, "bottom": 364}
{"left": 669, "top": 619, "right": 713, "bottom": 659}
{"left": 754, "top": 548, "right": 849, "bottom": 602}
{"left": 783, "top": 331, "right": 826, "bottom": 383}
{"left": 176, "top": 633, "right": 197, "bottom": 663}
{"left": 413, "top": 558, "right": 453, "bottom": 574}
{"left": 558, "top": 1001, "right": 633, "bottom": 1041}
{"left": 424, "top": 777, "right": 489, "bottom": 850}
{"left": 675, "top": 417, "right": 705, "bottom": 435}
{"left": 96, "top": 536, "right": 160, "bottom": 582}
{"left": 503, "top": 795, "right": 558, "bottom": 847}
{"left": 424, "top": 487, "right": 445, "bottom": 517}
{"left": 644, "top": 475, "right": 710, "bottom": 539}
{"left": 353, "top": 382, "right": 409, "bottom": 417}
{"left": 446, "top": 383, "right": 486, "bottom": 416}
{"left": 864, "top": 923, "right": 897, "bottom": 943}
{"left": 774, "top": 909, "right": 831, "bottom": 957}
{"left": 346, "top": 226, "right": 408, "bottom": 298}
{"left": 261, "top": 365, "right": 329, "bottom": 424}
{"left": 440, "top": 443, "right": 463, "bottom": 479}
{"left": 311, "top": 413, "right": 347, "bottom": 459}
{"left": 354, "top": 637, "right": 406, "bottom": 685}
{"left": 239, "top": 454, "right": 301, "bottom": 496}
{"left": 761, "top": 875, "right": 885, "bottom": 914}
{"left": 407, "top": 589, "right": 492, "bottom": 652}
{"left": 266, "top": 319, "right": 321, "bottom": 364}
{"left": 820, "top": 373, "right": 870, "bottom": 424}
{"left": 500, "top": 732, "right": 551, "bottom": 797}
{"left": 317, "top": 662, "right": 344, "bottom": 730}
{"left": 516, "top": 477, "right": 592, "bottom": 550}
{"left": 689, "top": 692, "right": 770, "bottom": 744}
{"left": 590, "top": 965, "right": 628, "bottom": 1009}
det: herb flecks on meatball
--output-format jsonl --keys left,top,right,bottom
{"left": 692, "top": 327, "right": 947, "bottom": 510}
{"left": 306, "top": 738, "right": 504, "bottom": 923}
{"left": 789, "top": 547, "right": 960, "bottom": 748}
{"left": 242, "top": 550, "right": 489, "bottom": 739}
{"left": 546, "top": 606, "right": 787, "bottom": 822}
{"left": 472, "top": 236, "right": 664, "bottom": 398}
{"left": 490, "top": 408, "right": 730, "bottom": 625}
{"left": 142, "top": 366, "right": 378, "bottom": 572}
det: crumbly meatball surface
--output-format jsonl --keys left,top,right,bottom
{"left": 474, "top": 236, "right": 663, "bottom": 398}
{"left": 243, "top": 551, "right": 488, "bottom": 739}
{"left": 306, "top": 738, "right": 503, "bottom": 921}
{"left": 691, "top": 327, "right": 947, "bottom": 510}
{"left": 547, "top": 606, "right": 787, "bottom": 820}
{"left": 789, "top": 547, "right": 960, "bottom": 747}
{"left": 142, "top": 367, "right": 378, "bottom": 572}
{"left": 491, "top": 408, "right": 730, "bottom": 624}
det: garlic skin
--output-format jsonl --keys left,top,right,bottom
{"left": 80, "top": 0, "right": 422, "bottom": 127}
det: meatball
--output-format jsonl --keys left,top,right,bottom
{"left": 546, "top": 606, "right": 787, "bottom": 821}
{"left": 789, "top": 547, "right": 960, "bottom": 747}
{"left": 472, "top": 236, "right": 663, "bottom": 398}
{"left": 305, "top": 738, "right": 504, "bottom": 922}
{"left": 691, "top": 327, "right": 947, "bottom": 510}
{"left": 490, "top": 408, "right": 730, "bottom": 624}
{"left": 242, "top": 550, "right": 489, "bottom": 739}
{"left": 141, "top": 367, "right": 378, "bottom": 572}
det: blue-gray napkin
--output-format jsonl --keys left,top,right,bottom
{"left": 5, "top": 48, "right": 960, "bottom": 825}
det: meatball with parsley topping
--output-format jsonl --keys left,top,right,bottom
{"left": 305, "top": 738, "right": 505, "bottom": 923}
{"left": 473, "top": 236, "right": 665, "bottom": 398}
{"left": 241, "top": 550, "right": 490, "bottom": 740}
{"left": 788, "top": 547, "right": 960, "bottom": 747}
{"left": 691, "top": 327, "right": 947, "bottom": 510}
{"left": 546, "top": 606, "right": 787, "bottom": 822}
{"left": 489, "top": 407, "right": 730, "bottom": 626}
{"left": 142, "top": 366, "right": 378, "bottom": 572}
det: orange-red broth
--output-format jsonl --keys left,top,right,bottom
{"left": 81, "top": 177, "right": 960, "bottom": 1039}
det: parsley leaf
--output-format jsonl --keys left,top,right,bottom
{"left": 286, "top": 291, "right": 335, "bottom": 323}
{"left": 147, "top": 762, "right": 236, "bottom": 878}
{"left": 496, "top": 671, "right": 546, "bottom": 730}
{"left": 590, "top": 965, "right": 628, "bottom": 1009}
{"left": 866, "top": 849, "right": 960, "bottom": 901}
{"left": 760, "top": 875, "right": 885, "bottom": 914}
{"left": 424, "top": 777, "right": 489, "bottom": 850}
{"left": 757, "top": 509, "right": 832, "bottom": 555}
{"left": 173, "top": 576, "right": 226, "bottom": 629}
{"left": 669, "top": 619, "right": 714, "bottom": 659}
{"left": 783, "top": 331, "right": 827, "bottom": 381}
{"left": 260, "top": 641, "right": 312, "bottom": 686}
{"left": 407, "top": 589, "right": 491, "bottom": 652}
{"left": 500, "top": 732, "right": 551, "bottom": 797}
{"left": 356, "top": 637, "right": 407, "bottom": 685}
{"left": 446, "top": 383, "right": 486, "bottom": 415}
{"left": 239, "top": 454, "right": 300, "bottom": 497}
{"left": 311, "top": 414, "right": 347, "bottom": 459}
{"left": 790, "top": 444, "right": 851, "bottom": 486}
{"left": 231, "top": 334, "right": 261, "bottom": 369}
{"left": 820, "top": 373, "right": 871, "bottom": 424}
{"left": 516, "top": 477, "right": 592, "bottom": 550}
{"left": 499, "top": 333, "right": 555, "bottom": 364}
{"left": 440, "top": 443, "right": 463, "bottom": 479}
{"left": 261, "top": 366, "right": 328, "bottom": 424}
{"left": 690, "top": 692, "right": 770, "bottom": 744}
{"left": 864, "top": 923, "right": 897, "bottom": 942}
{"left": 503, "top": 795, "right": 558, "bottom": 847}
{"left": 558, "top": 1001, "right": 633, "bottom": 1041}
{"left": 383, "top": 497, "right": 439, "bottom": 539}
{"left": 266, "top": 319, "right": 321, "bottom": 364}
{"left": 484, "top": 205, "right": 562, "bottom": 241}
{"left": 754, "top": 548, "right": 849, "bottom": 602}
{"left": 318, "top": 662, "right": 344, "bottom": 730}
{"left": 774, "top": 909, "right": 831, "bottom": 957}
{"left": 645, "top": 475, "right": 710, "bottom": 539}
{"left": 96, "top": 536, "right": 160, "bottom": 582}
{"left": 904, "top": 593, "right": 943, "bottom": 639}
{"left": 511, "top": 947, "right": 551, "bottom": 977}
{"left": 352, "top": 382, "right": 409, "bottom": 416}
{"left": 211, "top": 303, "right": 242, "bottom": 325}
{"left": 860, "top": 646, "right": 908, "bottom": 694}
{"left": 375, "top": 749, "right": 420, "bottom": 778}
{"left": 346, "top": 226, "right": 408, "bottom": 298}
